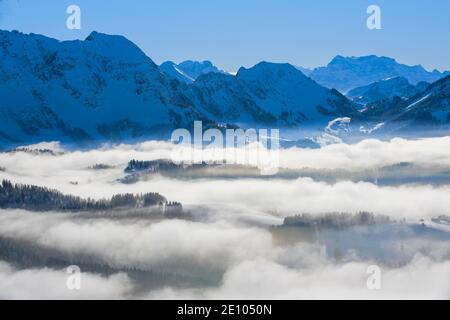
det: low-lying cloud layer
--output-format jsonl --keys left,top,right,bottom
{"left": 2, "top": 137, "right": 450, "bottom": 219}
{"left": 0, "top": 209, "right": 449, "bottom": 299}
{"left": 2, "top": 257, "right": 449, "bottom": 299}
{"left": 0, "top": 261, "right": 132, "bottom": 300}
{"left": 145, "top": 257, "right": 450, "bottom": 300}
{"left": 1, "top": 136, "right": 450, "bottom": 299}
{"left": 0, "top": 211, "right": 274, "bottom": 272}
{"left": 4, "top": 136, "right": 450, "bottom": 173}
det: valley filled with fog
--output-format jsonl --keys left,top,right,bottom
{"left": 0, "top": 137, "right": 449, "bottom": 299}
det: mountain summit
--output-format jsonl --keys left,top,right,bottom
{"left": 235, "top": 62, "right": 356, "bottom": 124}
{"left": 310, "top": 55, "right": 447, "bottom": 93}
{"left": 160, "top": 60, "right": 227, "bottom": 83}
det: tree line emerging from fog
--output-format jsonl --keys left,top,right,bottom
{"left": 125, "top": 159, "right": 214, "bottom": 173}
{"left": 283, "top": 212, "right": 391, "bottom": 229}
{"left": 0, "top": 180, "right": 182, "bottom": 214}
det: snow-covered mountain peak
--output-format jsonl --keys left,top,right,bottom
{"left": 84, "top": 31, "right": 155, "bottom": 65}
{"left": 180, "top": 59, "right": 214, "bottom": 69}
{"left": 178, "top": 60, "right": 225, "bottom": 78}
{"left": 234, "top": 62, "right": 358, "bottom": 124}
{"left": 3, "top": 29, "right": 449, "bottom": 147}
{"left": 0, "top": 29, "right": 207, "bottom": 146}
{"left": 237, "top": 61, "right": 309, "bottom": 82}
{"left": 160, "top": 59, "right": 226, "bottom": 83}
{"left": 160, "top": 61, "right": 195, "bottom": 83}
{"left": 310, "top": 55, "right": 447, "bottom": 92}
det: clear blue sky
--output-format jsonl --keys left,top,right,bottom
{"left": 1, "top": 0, "right": 449, "bottom": 72}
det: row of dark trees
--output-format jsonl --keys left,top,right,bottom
{"left": 124, "top": 159, "right": 213, "bottom": 174}
{"left": 125, "top": 159, "right": 181, "bottom": 173}
{"left": 283, "top": 211, "right": 390, "bottom": 229}
{"left": 0, "top": 179, "right": 181, "bottom": 213}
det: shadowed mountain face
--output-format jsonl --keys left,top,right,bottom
{"left": 360, "top": 76, "right": 450, "bottom": 130}
{"left": 236, "top": 62, "right": 358, "bottom": 124}
{"left": 188, "top": 62, "right": 358, "bottom": 126}
{"left": 347, "top": 77, "right": 429, "bottom": 106}
{"left": 310, "top": 55, "right": 448, "bottom": 93}
{"left": 0, "top": 30, "right": 359, "bottom": 147}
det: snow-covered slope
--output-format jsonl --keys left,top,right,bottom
{"left": 310, "top": 55, "right": 447, "bottom": 93}
{"left": 160, "top": 61, "right": 195, "bottom": 83}
{"left": 178, "top": 60, "right": 227, "bottom": 79}
{"left": 0, "top": 30, "right": 360, "bottom": 147}
{"left": 0, "top": 30, "right": 207, "bottom": 146}
{"left": 360, "top": 76, "right": 450, "bottom": 130}
{"left": 236, "top": 62, "right": 357, "bottom": 125}
{"left": 347, "top": 77, "right": 429, "bottom": 105}
{"left": 394, "top": 76, "right": 450, "bottom": 124}
{"left": 187, "top": 62, "right": 358, "bottom": 126}
{"left": 188, "top": 72, "right": 278, "bottom": 125}
{"left": 8, "top": 29, "right": 450, "bottom": 147}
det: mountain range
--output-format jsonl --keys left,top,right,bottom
{"left": 305, "top": 55, "right": 450, "bottom": 93}
{"left": 0, "top": 29, "right": 449, "bottom": 148}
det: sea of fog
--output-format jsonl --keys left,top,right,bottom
{"left": 0, "top": 136, "right": 449, "bottom": 299}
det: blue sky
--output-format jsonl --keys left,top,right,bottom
{"left": 0, "top": 0, "right": 449, "bottom": 72}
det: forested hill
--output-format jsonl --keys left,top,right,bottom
{"left": 0, "top": 180, "right": 182, "bottom": 214}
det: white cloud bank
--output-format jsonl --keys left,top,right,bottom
{"left": 145, "top": 257, "right": 450, "bottom": 300}
{"left": 0, "top": 261, "right": 132, "bottom": 300}
{"left": 2, "top": 137, "right": 450, "bottom": 219}
{"left": 0, "top": 209, "right": 449, "bottom": 299}
{"left": 1, "top": 136, "right": 450, "bottom": 299}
